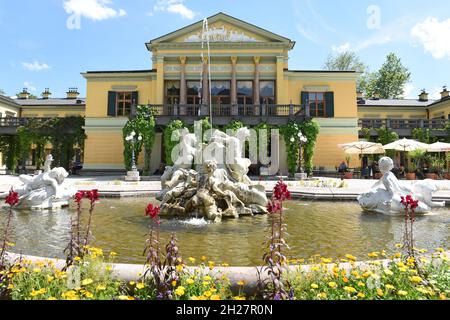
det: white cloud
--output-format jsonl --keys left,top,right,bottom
{"left": 332, "top": 42, "right": 351, "bottom": 53}
{"left": 296, "top": 24, "right": 321, "bottom": 44}
{"left": 24, "top": 81, "right": 37, "bottom": 92}
{"left": 403, "top": 84, "right": 415, "bottom": 99}
{"left": 63, "top": 0, "right": 126, "bottom": 21}
{"left": 411, "top": 17, "right": 450, "bottom": 59}
{"left": 22, "top": 61, "right": 51, "bottom": 71}
{"left": 332, "top": 35, "right": 392, "bottom": 53}
{"left": 430, "top": 87, "right": 443, "bottom": 100}
{"left": 152, "top": 0, "right": 196, "bottom": 20}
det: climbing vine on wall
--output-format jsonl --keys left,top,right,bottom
{"left": 122, "top": 106, "right": 156, "bottom": 173}
{"left": 0, "top": 117, "right": 85, "bottom": 173}
{"left": 279, "top": 120, "right": 320, "bottom": 176}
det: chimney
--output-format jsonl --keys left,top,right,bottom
{"left": 18, "top": 88, "right": 30, "bottom": 99}
{"left": 372, "top": 92, "right": 380, "bottom": 100}
{"left": 419, "top": 89, "right": 428, "bottom": 102}
{"left": 41, "top": 88, "right": 52, "bottom": 99}
{"left": 66, "top": 88, "right": 79, "bottom": 99}
{"left": 441, "top": 86, "right": 449, "bottom": 99}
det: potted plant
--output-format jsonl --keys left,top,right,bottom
{"left": 426, "top": 158, "right": 443, "bottom": 180}
{"left": 343, "top": 168, "right": 353, "bottom": 179}
{"left": 405, "top": 163, "right": 417, "bottom": 180}
{"left": 445, "top": 153, "right": 450, "bottom": 180}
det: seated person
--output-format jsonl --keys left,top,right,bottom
{"left": 338, "top": 161, "right": 348, "bottom": 173}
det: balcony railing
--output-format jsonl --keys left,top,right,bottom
{"left": 359, "top": 118, "right": 449, "bottom": 130}
{"left": 145, "top": 104, "right": 309, "bottom": 118}
{"left": 0, "top": 117, "right": 53, "bottom": 127}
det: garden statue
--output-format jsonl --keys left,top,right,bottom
{"left": 157, "top": 127, "right": 268, "bottom": 222}
{"left": 358, "top": 157, "right": 445, "bottom": 215}
{"left": 0, "top": 155, "right": 76, "bottom": 210}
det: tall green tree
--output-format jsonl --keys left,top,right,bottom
{"left": 324, "top": 51, "right": 368, "bottom": 92}
{"left": 362, "top": 53, "right": 411, "bottom": 99}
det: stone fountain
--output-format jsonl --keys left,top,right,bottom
{"left": 157, "top": 127, "right": 268, "bottom": 222}
{"left": 358, "top": 157, "right": 445, "bottom": 215}
{"left": 0, "top": 155, "right": 76, "bottom": 210}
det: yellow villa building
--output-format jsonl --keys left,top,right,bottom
{"left": 0, "top": 13, "right": 449, "bottom": 174}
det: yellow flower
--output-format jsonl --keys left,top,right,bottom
{"left": 321, "top": 258, "right": 332, "bottom": 264}
{"left": 118, "top": 295, "right": 135, "bottom": 300}
{"left": 175, "top": 286, "right": 186, "bottom": 296}
{"left": 439, "top": 294, "right": 446, "bottom": 300}
{"left": 410, "top": 276, "right": 423, "bottom": 283}
{"left": 74, "top": 256, "right": 81, "bottom": 262}
{"left": 368, "top": 252, "right": 379, "bottom": 258}
{"left": 311, "top": 283, "right": 319, "bottom": 289}
{"left": 62, "top": 290, "right": 78, "bottom": 300}
{"left": 136, "top": 283, "right": 145, "bottom": 290}
{"left": 203, "top": 275, "right": 212, "bottom": 282}
{"left": 398, "top": 267, "right": 407, "bottom": 273}
{"left": 398, "top": 290, "right": 408, "bottom": 296}
{"left": 30, "top": 288, "right": 47, "bottom": 297}
{"left": 328, "top": 282, "right": 337, "bottom": 288}
{"left": 357, "top": 292, "right": 366, "bottom": 299}
{"left": 436, "top": 248, "right": 444, "bottom": 253}
{"left": 188, "top": 257, "right": 196, "bottom": 263}
{"left": 7, "top": 284, "right": 14, "bottom": 290}
{"left": 345, "top": 254, "right": 357, "bottom": 261}
{"left": 109, "top": 252, "right": 117, "bottom": 257}
{"left": 201, "top": 256, "right": 207, "bottom": 261}
{"left": 105, "top": 265, "right": 112, "bottom": 272}
{"left": 385, "top": 284, "right": 395, "bottom": 290}
{"left": 344, "top": 286, "right": 356, "bottom": 294}
{"left": 129, "top": 281, "right": 136, "bottom": 286}
{"left": 377, "top": 289, "right": 384, "bottom": 297}
{"left": 176, "top": 265, "right": 184, "bottom": 272}
{"left": 202, "top": 281, "right": 210, "bottom": 287}
{"left": 208, "top": 261, "right": 215, "bottom": 269}
{"left": 204, "top": 290, "right": 212, "bottom": 298}
{"left": 222, "top": 263, "right": 229, "bottom": 267}
{"left": 171, "top": 280, "right": 177, "bottom": 287}
{"left": 81, "top": 279, "right": 93, "bottom": 286}
{"left": 395, "top": 243, "right": 403, "bottom": 248}
{"left": 416, "top": 287, "right": 429, "bottom": 295}
{"left": 84, "top": 291, "right": 94, "bottom": 298}
{"left": 47, "top": 297, "right": 57, "bottom": 301}
{"left": 317, "top": 292, "right": 327, "bottom": 299}
{"left": 96, "top": 284, "right": 106, "bottom": 291}
{"left": 186, "top": 278, "right": 195, "bottom": 285}
{"left": 210, "top": 294, "right": 221, "bottom": 300}
{"left": 357, "top": 281, "right": 365, "bottom": 287}
{"left": 237, "top": 280, "right": 246, "bottom": 286}
{"left": 383, "top": 268, "right": 394, "bottom": 276}
{"left": 47, "top": 276, "right": 54, "bottom": 283}
{"left": 233, "top": 296, "right": 246, "bottom": 300}
{"left": 32, "top": 268, "right": 41, "bottom": 273}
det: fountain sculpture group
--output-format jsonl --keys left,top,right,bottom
{"left": 157, "top": 127, "right": 268, "bottom": 222}
{"left": 1, "top": 155, "right": 75, "bottom": 210}
{"left": 358, "top": 157, "right": 445, "bottom": 215}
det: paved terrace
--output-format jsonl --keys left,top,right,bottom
{"left": 0, "top": 175, "right": 449, "bottom": 204}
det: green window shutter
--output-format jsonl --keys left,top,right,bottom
{"left": 131, "top": 91, "right": 139, "bottom": 118}
{"left": 107, "top": 91, "right": 117, "bottom": 117}
{"left": 325, "top": 92, "right": 334, "bottom": 118}
{"left": 301, "top": 91, "right": 308, "bottom": 116}
{"left": 132, "top": 91, "right": 139, "bottom": 105}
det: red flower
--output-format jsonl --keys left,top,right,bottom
{"left": 273, "top": 180, "right": 291, "bottom": 201}
{"left": 401, "top": 195, "right": 419, "bottom": 210}
{"left": 74, "top": 191, "right": 85, "bottom": 203}
{"left": 86, "top": 189, "right": 99, "bottom": 203}
{"left": 267, "top": 201, "right": 282, "bottom": 214}
{"left": 5, "top": 189, "right": 19, "bottom": 206}
{"left": 145, "top": 203, "right": 160, "bottom": 219}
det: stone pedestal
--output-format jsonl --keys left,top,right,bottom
{"left": 125, "top": 170, "right": 141, "bottom": 182}
{"left": 295, "top": 173, "right": 308, "bottom": 181}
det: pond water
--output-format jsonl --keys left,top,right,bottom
{"left": 1, "top": 198, "right": 449, "bottom": 266}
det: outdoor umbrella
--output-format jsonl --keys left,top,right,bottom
{"left": 338, "top": 141, "right": 385, "bottom": 171}
{"left": 427, "top": 142, "right": 450, "bottom": 153}
{"left": 383, "top": 138, "right": 429, "bottom": 152}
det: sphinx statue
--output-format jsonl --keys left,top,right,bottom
{"left": 1, "top": 155, "right": 76, "bottom": 210}
{"left": 158, "top": 127, "right": 268, "bottom": 222}
{"left": 358, "top": 157, "right": 445, "bottom": 215}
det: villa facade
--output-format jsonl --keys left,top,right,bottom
{"left": 0, "top": 13, "right": 449, "bottom": 174}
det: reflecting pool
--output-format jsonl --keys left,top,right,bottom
{"left": 1, "top": 198, "right": 448, "bottom": 266}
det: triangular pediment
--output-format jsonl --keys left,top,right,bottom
{"left": 148, "top": 12, "right": 292, "bottom": 45}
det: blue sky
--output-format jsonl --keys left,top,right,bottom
{"left": 0, "top": 0, "right": 449, "bottom": 99}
